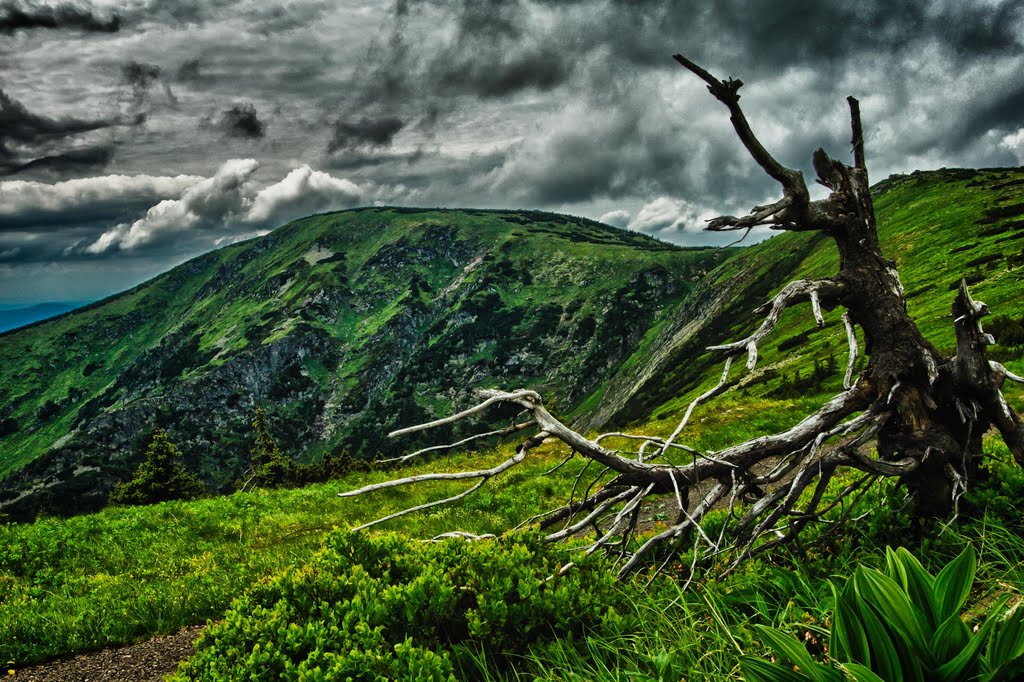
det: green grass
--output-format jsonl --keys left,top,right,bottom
{"left": 0, "top": 440, "right": 578, "bottom": 665}
{"left": 629, "top": 168, "right": 1024, "bottom": 430}
{"left": 4, "top": 417, "right": 1024, "bottom": 677}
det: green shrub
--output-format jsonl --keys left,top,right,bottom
{"left": 248, "top": 407, "right": 294, "bottom": 487}
{"left": 108, "top": 429, "right": 203, "bottom": 506}
{"left": 742, "top": 545, "right": 1024, "bottom": 681}
{"left": 173, "top": 530, "right": 626, "bottom": 681}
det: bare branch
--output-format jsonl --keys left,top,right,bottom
{"left": 847, "top": 96, "right": 866, "bottom": 173}
{"left": 843, "top": 312, "right": 858, "bottom": 389}
{"left": 377, "top": 420, "right": 534, "bottom": 466}
{"left": 388, "top": 389, "right": 540, "bottom": 438}
{"left": 709, "top": 279, "right": 845, "bottom": 370}
{"left": 351, "top": 479, "right": 487, "bottom": 532}
{"left": 660, "top": 355, "right": 734, "bottom": 456}
{"left": 672, "top": 54, "right": 807, "bottom": 198}
{"left": 344, "top": 55, "right": 1024, "bottom": 585}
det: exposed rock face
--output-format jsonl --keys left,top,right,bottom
{"left": 0, "top": 208, "right": 728, "bottom": 520}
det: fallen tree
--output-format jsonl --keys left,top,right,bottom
{"left": 340, "top": 56, "right": 1024, "bottom": 579}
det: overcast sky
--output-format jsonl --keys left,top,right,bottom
{"left": 1, "top": 0, "right": 1023, "bottom": 305}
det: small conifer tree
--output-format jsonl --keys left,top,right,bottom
{"left": 249, "top": 407, "right": 293, "bottom": 487}
{"left": 108, "top": 428, "right": 203, "bottom": 506}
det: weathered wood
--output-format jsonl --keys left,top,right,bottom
{"left": 338, "top": 55, "right": 1023, "bottom": 580}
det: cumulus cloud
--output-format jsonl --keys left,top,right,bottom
{"left": 623, "top": 196, "right": 766, "bottom": 248}
{"left": 628, "top": 198, "right": 709, "bottom": 234}
{"left": 0, "top": 172, "right": 202, "bottom": 229}
{"left": 85, "top": 160, "right": 365, "bottom": 253}
{"left": 246, "top": 165, "right": 363, "bottom": 224}
{"left": 87, "top": 159, "right": 259, "bottom": 252}
{"left": 598, "top": 209, "right": 630, "bottom": 228}
{"left": 999, "top": 128, "right": 1024, "bottom": 164}
{"left": 6, "top": 0, "right": 1024, "bottom": 301}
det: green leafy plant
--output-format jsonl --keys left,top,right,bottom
{"left": 108, "top": 429, "right": 203, "bottom": 506}
{"left": 742, "top": 545, "right": 1024, "bottom": 681}
{"left": 173, "top": 530, "right": 627, "bottom": 681}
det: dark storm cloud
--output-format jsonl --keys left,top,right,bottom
{"left": 122, "top": 61, "right": 161, "bottom": 93}
{"left": 960, "top": 83, "right": 1024, "bottom": 142}
{"left": 6, "top": 146, "right": 113, "bottom": 177}
{"left": 175, "top": 58, "right": 203, "bottom": 83}
{"left": 0, "top": 89, "right": 117, "bottom": 146}
{"left": 0, "top": 88, "right": 132, "bottom": 176}
{"left": 328, "top": 116, "right": 404, "bottom": 153}
{"left": 0, "top": 1, "right": 120, "bottom": 33}
{"left": 5, "top": 0, "right": 1024, "bottom": 304}
{"left": 214, "top": 103, "right": 266, "bottom": 139}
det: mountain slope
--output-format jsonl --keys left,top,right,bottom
{"left": 608, "top": 167, "right": 1024, "bottom": 429}
{"left": 0, "top": 208, "right": 730, "bottom": 519}
{"left": 3, "top": 168, "right": 1022, "bottom": 521}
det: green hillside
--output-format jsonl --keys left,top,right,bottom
{"left": 2, "top": 168, "right": 1022, "bottom": 522}
{"left": 2, "top": 169, "right": 1024, "bottom": 676}
{"left": 610, "top": 167, "right": 1024, "bottom": 429}
{"left": 0, "top": 208, "right": 728, "bottom": 520}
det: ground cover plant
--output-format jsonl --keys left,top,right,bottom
{"left": 173, "top": 530, "right": 627, "bottom": 681}
{"left": 4, "top": 433, "right": 1023, "bottom": 680}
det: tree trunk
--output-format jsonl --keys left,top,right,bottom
{"left": 339, "top": 56, "right": 1024, "bottom": 580}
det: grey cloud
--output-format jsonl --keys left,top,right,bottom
{"left": 0, "top": 173, "right": 202, "bottom": 231}
{"left": 175, "top": 58, "right": 202, "bottom": 82}
{"left": 213, "top": 103, "right": 266, "bottom": 139}
{"left": 328, "top": 116, "right": 404, "bottom": 153}
{"left": 960, "top": 83, "right": 1024, "bottom": 143}
{"left": 0, "top": 88, "right": 134, "bottom": 177}
{"left": 0, "top": 1, "right": 120, "bottom": 33}
{"left": 122, "top": 61, "right": 161, "bottom": 92}
{"left": 5, "top": 145, "right": 113, "bottom": 177}
{"left": 121, "top": 61, "right": 178, "bottom": 108}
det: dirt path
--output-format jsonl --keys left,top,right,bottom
{"left": 10, "top": 626, "right": 205, "bottom": 682}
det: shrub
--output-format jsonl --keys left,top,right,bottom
{"left": 173, "top": 531, "right": 627, "bottom": 680}
{"left": 248, "top": 408, "right": 294, "bottom": 487}
{"left": 742, "top": 545, "right": 1024, "bottom": 681}
{"left": 108, "top": 429, "right": 203, "bottom": 506}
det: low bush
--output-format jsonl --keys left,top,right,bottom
{"left": 173, "top": 530, "right": 628, "bottom": 681}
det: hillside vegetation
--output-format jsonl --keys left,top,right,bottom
{"left": 0, "top": 209, "right": 728, "bottom": 519}
{"left": 1, "top": 168, "right": 1023, "bottom": 677}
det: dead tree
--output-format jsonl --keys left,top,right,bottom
{"left": 340, "top": 56, "right": 1024, "bottom": 579}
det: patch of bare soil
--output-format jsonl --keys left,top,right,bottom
{"left": 9, "top": 625, "right": 204, "bottom": 682}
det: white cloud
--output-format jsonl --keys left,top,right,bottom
{"left": 0, "top": 174, "right": 203, "bottom": 220}
{"left": 598, "top": 209, "right": 630, "bottom": 228}
{"left": 246, "top": 165, "right": 364, "bottom": 225}
{"left": 85, "top": 160, "right": 366, "bottom": 253}
{"left": 999, "top": 128, "right": 1024, "bottom": 164}
{"left": 87, "top": 159, "right": 259, "bottom": 253}
{"left": 628, "top": 197, "right": 715, "bottom": 236}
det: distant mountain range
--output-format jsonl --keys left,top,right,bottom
{"left": 1, "top": 168, "right": 1022, "bottom": 521}
{"left": 0, "top": 302, "right": 90, "bottom": 333}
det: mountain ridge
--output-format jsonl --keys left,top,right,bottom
{"left": 0, "top": 207, "right": 729, "bottom": 519}
{"left": 2, "top": 168, "right": 1023, "bottom": 521}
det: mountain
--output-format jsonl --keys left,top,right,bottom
{"left": 3, "top": 168, "right": 1022, "bottom": 521}
{"left": 0, "top": 302, "right": 89, "bottom": 333}
{"left": 0, "top": 208, "right": 730, "bottom": 519}
{"left": 602, "top": 167, "right": 1024, "bottom": 428}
